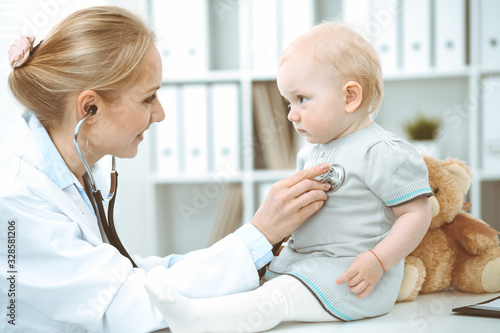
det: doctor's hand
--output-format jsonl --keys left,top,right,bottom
{"left": 251, "top": 163, "right": 330, "bottom": 245}
{"left": 336, "top": 251, "right": 385, "bottom": 299}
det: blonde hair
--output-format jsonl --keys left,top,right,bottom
{"left": 8, "top": 6, "right": 156, "bottom": 129}
{"left": 280, "top": 22, "right": 383, "bottom": 113}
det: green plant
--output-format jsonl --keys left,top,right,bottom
{"left": 404, "top": 113, "right": 441, "bottom": 141}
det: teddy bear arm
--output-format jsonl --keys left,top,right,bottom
{"left": 461, "top": 233, "right": 498, "bottom": 255}
{"left": 453, "top": 213, "right": 500, "bottom": 255}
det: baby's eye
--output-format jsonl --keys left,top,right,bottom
{"left": 298, "top": 96, "right": 307, "bottom": 103}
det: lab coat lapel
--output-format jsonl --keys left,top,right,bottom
{"left": 28, "top": 170, "right": 104, "bottom": 246}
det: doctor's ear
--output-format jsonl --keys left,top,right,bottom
{"left": 343, "top": 81, "right": 363, "bottom": 114}
{"left": 76, "top": 90, "right": 100, "bottom": 122}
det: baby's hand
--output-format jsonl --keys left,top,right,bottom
{"left": 336, "top": 251, "right": 384, "bottom": 299}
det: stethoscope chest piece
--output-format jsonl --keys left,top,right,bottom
{"left": 315, "top": 164, "right": 345, "bottom": 192}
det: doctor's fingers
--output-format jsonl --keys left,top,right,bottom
{"left": 294, "top": 199, "right": 326, "bottom": 224}
{"left": 279, "top": 163, "right": 330, "bottom": 189}
{"left": 289, "top": 178, "right": 330, "bottom": 199}
{"left": 290, "top": 187, "right": 328, "bottom": 213}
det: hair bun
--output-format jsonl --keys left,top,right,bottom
{"left": 8, "top": 34, "right": 35, "bottom": 69}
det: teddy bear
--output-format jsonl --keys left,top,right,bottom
{"left": 397, "top": 155, "right": 500, "bottom": 302}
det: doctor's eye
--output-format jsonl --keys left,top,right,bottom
{"left": 298, "top": 96, "right": 307, "bottom": 103}
{"left": 145, "top": 93, "right": 157, "bottom": 104}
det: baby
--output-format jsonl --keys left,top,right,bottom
{"left": 145, "top": 22, "right": 433, "bottom": 332}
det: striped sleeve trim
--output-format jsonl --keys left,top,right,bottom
{"left": 382, "top": 178, "right": 433, "bottom": 207}
{"left": 384, "top": 187, "right": 433, "bottom": 206}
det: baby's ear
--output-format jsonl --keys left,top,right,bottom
{"left": 343, "top": 81, "right": 363, "bottom": 113}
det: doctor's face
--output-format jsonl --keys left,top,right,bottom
{"left": 92, "top": 45, "right": 165, "bottom": 159}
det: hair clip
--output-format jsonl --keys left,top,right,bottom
{"left": 8, "top": 34, "right": 35, "bottom": 69}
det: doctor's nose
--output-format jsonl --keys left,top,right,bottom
{"left": 152, "top": 101, "right": 165, "bottom": 123}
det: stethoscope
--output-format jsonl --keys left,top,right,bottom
{"left": 73, "top": 105, "right": 137, "bottom": 268}
{"left": 315, "top": 164, "right": 345, "bottom": 192}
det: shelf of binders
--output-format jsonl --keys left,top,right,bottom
{"left": 151, "top": 79, "right": 299, "bottom": 181}
{"left": 139, "top": 0, "right": 500, "bottom": 256}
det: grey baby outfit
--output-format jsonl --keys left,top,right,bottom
{"left": 267, "top": 123, "right": 433, "bottom": 321}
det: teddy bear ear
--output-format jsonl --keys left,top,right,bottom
{"left": 443, "top": 160, "right": 472, "bottom": 194}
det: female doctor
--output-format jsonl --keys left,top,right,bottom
{"left": 0, "top": 6, "right": 330, "bottom": 333}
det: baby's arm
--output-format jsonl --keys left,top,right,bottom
{"left": 337, "top": 196, "right": 432, "bottom": 298}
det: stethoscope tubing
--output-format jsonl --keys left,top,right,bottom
{"left": 75, "top": 112, "right": 137, "bottom": 268}
{"left": 74, "top": 112, "right": 97, "bottom": 191}
{"left": 84, "top": 172, "right": 137, "bottom": 267}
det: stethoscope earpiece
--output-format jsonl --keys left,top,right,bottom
{"left": 88, "top": 104, "right": 98, "bottom": 115}
{"left": 315, "top": 164, "right": 345, "bottom": 192}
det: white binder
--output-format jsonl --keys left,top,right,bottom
{"left": 371, "top": 0, "right": 399, "bottom": 74}
{"left": 155, "top": 86, "right": 179, "bottom": 175}
{"left": 251, "top": 0, "right": 278, "bottom": 71}
{"left": 211, "top": 83, "right": 240, "bottom": 173}
{"left": 152, "top": 0, "right": 208, "bottom": 75}
{"left": 435, "top": 0, "right": 465, "bottom": 70}
{"left": 182, "top": 84, "right": 208, "bottom": 175}
{"left": 482, "top": 76, "right": 500, "bottom": 170}
{"left": 282, "top": 0, "right": 315, "bottom": 50}
{"left": 480, "top": 0, "right": 500, "bottom": 68}
{"left": 402, "top": 0, "right": 431, "bottom": 71}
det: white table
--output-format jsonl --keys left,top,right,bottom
{"left": 271, "top": 291, "right": 500, "bottom": 333}
{"left": 155, "top": 291, "right": 500, "bottom": 333}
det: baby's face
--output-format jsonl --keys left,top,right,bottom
{"left": 277, "top": 55, "right": 353, "bottom": 144}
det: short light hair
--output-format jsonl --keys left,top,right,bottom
{"left": 279, "top": 22, "right": 383, "bottom": 114}
{"left": 8, "top": 6, "right": 156, "bottom": 129}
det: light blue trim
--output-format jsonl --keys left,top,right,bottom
{"left": 385, "top": 187, "right": 432, "bottom": 205}
{"left": 288, "top": 272, "right": 353, "bottom": 321}
{"left": 234, "top": 223, "right": 273, "bottom": 270}
{"left": 264, "top": 271, "right": 279, "bottom": 277}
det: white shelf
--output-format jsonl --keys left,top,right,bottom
{"left": 478, "top": 169, "right": 500, "bottom": 181}
{"left": 150, "top": 173, "right": 245, "bottom": 184}
{"left": 250, "top": 169, "right": 296, "bottom": 182}
{"left": 249, "top": 72, "right": 280, "bottom": 82}
{"left": 383, "top": 68, "right": 471, "bottom": 81}
{"left": 161, "top": 70, "right": 242, "bottom": 84}
{"left": 478, "top": 67, "right": 500, "bottom": 76}
{"left": 117, "top": 0, "right": 500, "bottom": 257}
{"left": 165, "top": 68, "right": 475, "bottom": 85}
{"left": 150, "top": 169, "right": 297, "bottom": 184}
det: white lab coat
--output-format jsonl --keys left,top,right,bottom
{"left": 0, "top": 115, "right": 260, "bottom": 332}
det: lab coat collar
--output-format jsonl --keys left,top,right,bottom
{"left": 15, "top": 113, "right": 104, "bottom": 245}
{"left": 24, "top": 112, "right": 75, "bottom": 190}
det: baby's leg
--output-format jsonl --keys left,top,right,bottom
{"left": 145, "top": 270, "right": 336, "bottom": 333}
